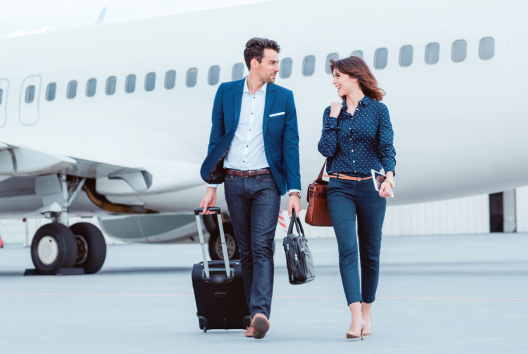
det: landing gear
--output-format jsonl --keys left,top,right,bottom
{"left": 208, "top": 223, "right": 240, "bottom": 260}
{"left": 31, "top": 223, "right": 77, "bottom": 275}
{"left": 71, "top": 223, "right": 107, "bottom": 274}
{"left": 30, "top": 174, "right": 107, "bottom": 275}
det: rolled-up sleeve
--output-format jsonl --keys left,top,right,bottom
{"left": 377, "top": 105, "right": 396, "bottom": 175}
{"left": 318, "top": 107, "right": 340, "bottom": 157}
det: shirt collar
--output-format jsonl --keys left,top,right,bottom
{"left": 243, "top": 77, "right": 267, "bottom": 95}
{"left": 342, "top": 95, "right": 371, "bottom": 109}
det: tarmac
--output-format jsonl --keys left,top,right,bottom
{"left": 1, "top": 233, "right": 527, "bottom": 354}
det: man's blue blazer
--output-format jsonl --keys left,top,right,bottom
{"left": 200, "top": 78, "right": 301, "bottom": 196}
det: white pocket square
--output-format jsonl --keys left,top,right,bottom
{"left": 269, "top": 112, "right": 285, "bottom": 117}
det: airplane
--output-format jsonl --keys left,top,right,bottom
{"left": 1, "top": 0, "right": 527, "bottom": 275}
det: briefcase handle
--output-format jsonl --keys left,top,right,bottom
{"left": 287, "top": 209, "right": 305, "bottom": 237}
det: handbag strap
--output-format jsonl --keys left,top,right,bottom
{"left": 317, "top": 160, "right": 327, "bottom": 180}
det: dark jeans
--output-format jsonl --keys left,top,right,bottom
{"left": 223, "top": 172, "right": 281, "bottom": 319}
{"left": 327, "top": 177, "right": 387, "bottom": 305}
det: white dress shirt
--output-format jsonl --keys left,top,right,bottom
{"left": 224, "top": 78, "right": 268, "bottom": 170}
{"left": 208, "top": 78, "right": 300, "bottom": 196}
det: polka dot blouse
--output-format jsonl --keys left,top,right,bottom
{"left": 318, "top": 96, "right": 396, "bottom": 176}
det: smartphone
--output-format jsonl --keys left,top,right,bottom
{"left": 371, "top": 169, "right": 394, "bottom": 198}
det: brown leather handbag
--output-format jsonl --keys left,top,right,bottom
{"left": 305, "top": 160, "right": 332, "bottom": 226}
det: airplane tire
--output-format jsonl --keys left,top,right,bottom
{"left": 208, "top": 223, "right": 240, "bottom": 260}
{"left": 31, "top": 223, "right": 78, "bottom": 275}
{"left": 70, "top": 223, "right": 107, "bottom": 274}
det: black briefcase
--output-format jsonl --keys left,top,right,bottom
{"left": 191, "top": 207, "right": 251, "bottom": 332}
{"left": 283, "top": 210, "right": 316, "bottom": 285}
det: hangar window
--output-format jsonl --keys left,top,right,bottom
{"left": 145, "top": 72, "right": 156, "bottom": 91}
{"left": 351, "top": 50, "right": 363, "bottom": 58}
{"left": 0, "top": 89, "right": 3, "bottom": 105}
{"left": 302, "top": 55, "right": 316, "bottom": 76}
{"left": 46, "top": 83, "right": 56, "bottom": 101}
{"left": 374, "top": 48, "right": 388, "bottom": 69}
{"left": 325, "top": 53, "right": 339, "bottom": 74}
{"left": 25, "top": 86, "right": 35, "bottom": 103}
{"left": 67, "top": 81, "right": 77, "bottom": 99}
{"left": 208, "top": 66, "right": 220, "bottom": 85}
{"left": 86, "top": 78, "right": 97, "bottom": 97}
{"left": 186, "top": 68, "right": 198, "bottom": 87}
{"left": 479, "top": 37, "right": 495, "bottom": 60}
{"left": 399, "top": 45, "right": 413, "bottom": 67}
{"left": 232, "top": 63, "right": 244, "bottom": 81}
{"left": 280, "top": 58, "right": 292, "bottom": 79}
{"left": 165, "top": 70, "right": 176, "bottom": 89}
{"left": 125, "top": 74, "right": 136, "bottom": 93}
{"left": 452, "top": 40, "right": 467, "bottom": 62}
{"left": 425, "top": 42, "right": 440, "bottom": 65}
{"left": 106, "top": 76, "right": 116, "bottom": 95}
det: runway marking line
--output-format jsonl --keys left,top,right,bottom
{"left": 0, "top": 293, "right": 526, "bottom": 301}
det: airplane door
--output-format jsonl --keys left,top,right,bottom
{"left": 19, "top": 75, "right": 41, "bottom": 126}
{"left": 0, "top": 79, "right": 8, "bottom": 128}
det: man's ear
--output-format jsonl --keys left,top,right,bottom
{"left": 251, "top": 58, "right": 259, "bottom": 69}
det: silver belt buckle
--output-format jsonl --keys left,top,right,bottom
{"left": 240, "top": 170, "right": 251, "bottom": 178}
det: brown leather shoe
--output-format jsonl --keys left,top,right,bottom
{"left": 245, "top": 325, "right": 256, "bottom": 337}
{"left": 251, "top": 313, "right": 270, "bottom": 339}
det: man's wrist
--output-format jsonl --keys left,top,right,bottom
{"left": 288, "top": 190, "right": 301, "bottom": 198}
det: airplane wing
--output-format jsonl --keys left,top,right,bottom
{"left": 0, "top": 142, "right": 152, "bottom": 199}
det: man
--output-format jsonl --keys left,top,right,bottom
{"left": 200, "top": 37, "right": 302, "bottom": 339}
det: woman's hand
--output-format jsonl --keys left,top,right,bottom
{"left": 379, "top": 181, "right": 392, "bottom": 198}
{"left": 330, "top": 102, "right": 343, "bottom": 118}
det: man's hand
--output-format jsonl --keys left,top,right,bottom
{"left": 200, "top": 187, "right": 217, "bottom": 214}
{"left": 330, "top": 102, "right": 343, "bottom": 118}
{"left": 288, "top": 195, "right": 301, "bottom": 218}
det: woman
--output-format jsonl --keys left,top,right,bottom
{"left": 318, "top": 56, "right": 396, "bottom": 339}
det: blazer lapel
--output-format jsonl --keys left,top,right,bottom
{"left": 263, "top": 84, "right": 276, "bottom": 137}
{"left": 232, "top": 79, "right": 244, "bottom": 133}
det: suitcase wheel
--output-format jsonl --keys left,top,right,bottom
{"left": 203, "top": 326, "right": 207, "bottom": 333}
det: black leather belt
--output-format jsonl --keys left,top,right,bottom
{"left": 225, "top": 168, "right": 271, "bottom": 178}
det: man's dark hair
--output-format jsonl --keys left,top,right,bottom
{"left": 244, "top": 37, "right": 281, "bottom": 70}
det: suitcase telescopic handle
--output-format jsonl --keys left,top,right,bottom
{"left": 194, "top": 207, "right": 221, "bottom": 215}
{"left": 194, "top": 207, "right": 231, "bottom": 279}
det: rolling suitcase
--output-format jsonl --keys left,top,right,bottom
{"left": 192, "top": 207, "right": 251, "bottom": 332}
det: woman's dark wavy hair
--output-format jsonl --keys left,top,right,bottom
{"left": 330, "top": 56, "right": 385, "bottom": 102}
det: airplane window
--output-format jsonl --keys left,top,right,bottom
{"left": 186, "top": 68, "right": 198, "bottom": 87}
{"left": 232, "top": 63, "right": 244, "bottom": 81}
{"left": 399, "top": 45, "right": 413, "bottom": 67}
{"left": 425, "top": 42, "right": 440, "bottom": 65}
{"left": 125, "top": 74, "right": 136, "bottom": 93}
{"left": 86, "top": 78, "right": 97, "bottom": 97}
{"left": 25, "top": 86, "right": 35, "bottom": 103}
{"left": 106, "top": 76, "right": 116, "bottom": 95}
{"left": 452, "top": 40, "right": 467, "bottom": 62}
{"left": 374, "top": 48, "right": 388, "bottom": 69}
{"left": 351, "top": 50, "right": 363, "bottom": 58}
{"left": 325, "top": 53, "right": 339, "bottom": 74}
{"left": 67, "top": 81, "right": 77, "bottom": 99}
{"left": 0, "top": 89, "right": 3, "bottom": 105}
{"left": 208, "top": 66, "right": 220, "bottom": 86}
{"left": 480, "top": 37, "right": 495, "bottom": 60}
{"left": 145, "top": 72, "right": 156, "bottom": 91}
{"left": 302, "top": 55, "right": 316, "bottom": 76}
{"left": 280, "top": 58, "right": 292, "bottom": 79}
{"left": 165, "top": 70, "right": 176, "bottom": 89}
{"left": 46, "top": 83, "right": 56, "bottom": 101}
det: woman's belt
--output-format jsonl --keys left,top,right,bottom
{"left": 324, "top": 173, "right": 372, "bottom": 181}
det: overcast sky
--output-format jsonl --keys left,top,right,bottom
{"left": 0, "top": 0, "right": 274, "bottom": 38}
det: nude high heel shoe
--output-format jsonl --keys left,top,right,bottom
{"left": 346, "top": 320, "right": 366, "bottom": 340}
{"left": 363, "top": 316, "right": 371, "bottom": 336}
